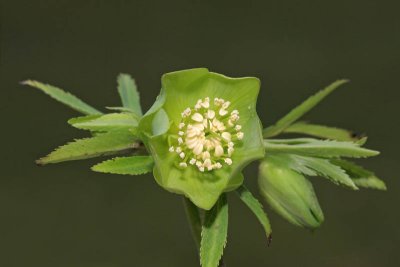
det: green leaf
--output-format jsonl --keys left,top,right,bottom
{"left": 22, "top": 80, "right": 102, "bottom": 115}
{"left": 106, "top": 107, "right": 133, "bottom": 112}
{"left": 117, "top": 74, "right": 142, "bottom": 117}
{"left": 263, "top": 80, "right": 348, "bottom": 138}
{"left": 236, "top": 186, "right": 272, "bottom": 244}
{"left": 258, "top": 159, "right": 324, "bottom": 229}
{"left": 91, "top": 156, "right": 153, "bottom": 175}
{"left": 36, "top": 130, "right": 138, "bottom": 165}
{"left": 267, "top": 154, "right": 357, "bottom": 189}
{"left": 283, "top": 121, "right": 366, "bottom": 143}
{"left": 332, "top": 159, "right": 387, "bottom": 190}
{"left": 68, "top": 113, "right": 138, "bottom": 131}
{"left": 68, "top": 115, "right": 102, "bottom": 125}
{"left": 264, "top": 138, "right": 379, "bottom": 158}
{"left": 200, "top": 194, "right": 228, "bottom": 267}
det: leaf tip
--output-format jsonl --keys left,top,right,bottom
{"left": 90, "top": 164, "right": 102, "bottom": 173}
{"left": 267, "top": 233, "right": 272, "bottom": 247}
{"left": 369, "top": 149, "right": 381, "bottom": 157}
{"left": 336, "top": 78, "right": 350, "bottom": 85}
{"left": 35, "top": 158, "right": 46, "bottom": 166}
{"left": 352, "top": 185, "right": 360, "bottom": 191}
{"left": 20, "top": 80, "right": 33, "bottom": 86}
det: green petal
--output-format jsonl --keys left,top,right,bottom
{"left": 149, "top": 134, "right": 244, "bottom": 210}
{"left": 162, "top": 68, "right": 261, "bottom": 126}
{"left": 138, "top": 88, "right": 167, "bottom": 141}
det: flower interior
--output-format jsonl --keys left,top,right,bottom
{"left": 169, "top": 97, "right": 244, "bottom": 172}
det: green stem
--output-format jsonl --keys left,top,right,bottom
{"left": 183, "top": 197, "right": 226, "bottom": 267}
{"left": 183, "top": 197, "right": 202, "bottom": 248}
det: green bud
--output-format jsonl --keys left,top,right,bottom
{"left": 258, "top": 157, "right": 324, "bottom": 229}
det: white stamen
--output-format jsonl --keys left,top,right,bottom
{"left": 192, "top": 113, "right": 203, "bottom": 122}
{"left": 202, "top": 151, "right": 211, "bottom": 160}
{"left": 221, "top": 132, "right": 231, "bottom": 142}
{"left": 230, "top": 113, "right": 239, "bottom": 122}
{"left": 179, "top": 162, "right": 187, "bottom": 168}
{"left": 225, "top": 158, "right": 233, "bottom": 165}
{"left": 219, "top": 108, "right": 228, "bottom": 116}
{"left": 186, "top": 137, "right": 199, "bottom": 149}
{"left": 172, "top": 97, "right": 243, "bottom": 172}
{"left": 214, "top": 98, "right": 224, "bottom": 106}
{"left": 222, "top": 101, "right": 231, "bottom": 109}
{"left": 182, "top": 108, "right": 191, "bottom": 117}
{"left": 204, "top": 158, "right": 212, "bottom": 168}
{"left": 215, "top": 145, "right": 224, "bottom": 157}
{"left": 207, "top": 109, "right": 215, "bottom": 119}
{"left": 201, "top": 98, "right": 210, "bottom": 108}
{"left": 193, "top": 143, "right": 204, "bottom": 155}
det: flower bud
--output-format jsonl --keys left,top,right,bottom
{"left": 258, "top": 158, "right": 324, "bottom": 229}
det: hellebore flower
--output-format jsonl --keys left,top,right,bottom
{"left": 139, "top": 68, "right": 265, "bottom": 209}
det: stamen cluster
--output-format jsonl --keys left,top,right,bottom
{"left": 169, "top": 97, "right": 244, "bottom": 172}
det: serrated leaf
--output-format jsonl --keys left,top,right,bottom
{"left": 117, "top": 74, "right": 142, "bottom": 117}
{"left": 68, "top": 115, "right": 102, "bottom": 125}
{"left": 91, "top": 156, "right": 153, "bottom": 175}
{"left": 22, "top": 80, "right": 102, "bottom": 115}
{"left": 264, "top": 138, "right": 379, "bottom": 158}
{"left": 235, "top": 186, "right": 272, "bottom": 244}
{"left": 37, "top": 130, "right": 138, "bottom": 165}
{"left": 267, "top": 154, "right": 357, "bottom": 189}
{"left": 263, "top": 80, "right": 348, "bottom": 138}
{"left": 200, "top": 194, "right": 228, "bottom": 267}
{"left": 332, "top": 159, "right": 387, "bottom": 190}
{"left": 283, "top": 121, "right": 366, "bottom": 143}
{"left": 68, "top": 113, "right": 138, "bottom": 131}
{"left": 105, "top": 106, "right": 141, "bottom": 116}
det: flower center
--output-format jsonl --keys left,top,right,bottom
{"left": 169, "top": 97, "right": 244, "bottom": 172}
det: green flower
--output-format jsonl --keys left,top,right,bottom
{"left": 139, "top": 68, "right": 265, "bottom": 210}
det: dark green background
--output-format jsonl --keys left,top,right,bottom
{"left": 1, "top": 1, "right": 399, "bottom": 266}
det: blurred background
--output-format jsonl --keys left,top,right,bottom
{"left": 1, "top": 0, "right": 399, "bottom": 266}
